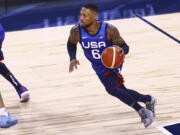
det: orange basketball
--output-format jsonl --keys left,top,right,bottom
{"left": 101, "top": 46, "right": 125, "bottom": 69}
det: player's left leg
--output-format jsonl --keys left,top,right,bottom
{"left": 0, "top": 93, "right": 18, "bottom": 128}
{"left": 0, "top": 62, "right": 30, "bottom": 102}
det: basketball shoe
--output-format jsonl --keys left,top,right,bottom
{"left": 145, "top": 96, "right": 157, "bottom": 117}
{"left": 0, "top": 112, "right": 18, "bottom": 128}
{"left": 17, "top": 86, "right": 30, "bottom": 102}
{"left": 138, "top": 108, "right": 154, "bottom": 127}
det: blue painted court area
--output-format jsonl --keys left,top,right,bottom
{"left": 158, "top": 122, "right": 180, "bottom": 135}
{"left": 164, "top": 123, "right": 180, "bottom": 135}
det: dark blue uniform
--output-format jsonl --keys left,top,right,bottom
{"left": 0, "top": 24, "right": 5, "bottom": 41}
{"left": 79, "top": 22, "right": 150, "bottom": 110}
{"left": 79, "top": 22, "right": 122, "bottom": 75}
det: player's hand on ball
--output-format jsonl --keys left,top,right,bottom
{"left": 113, "top": 45, "right": 125, "bottom": 56}
{"left": 69, "top": 59, "right": 80, "bottom": 73}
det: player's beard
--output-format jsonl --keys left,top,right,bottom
{"left": 83, "top": 21, "right": 93, "bottom": 28}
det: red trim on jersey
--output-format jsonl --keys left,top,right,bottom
{"left": 116, "top": 73, "right": 124, "bottom": 86}
{"left": 0, "top": 57, "right": 4, "bottom": 61}
{"left": 104, "top": 71, "right": 111, "bottom": 76}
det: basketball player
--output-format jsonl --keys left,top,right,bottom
{"left": 0, "top": 23, "right": 30, "bottom": 127}
{"left": 67, "top": 4, "right": 156, "bottom": 127}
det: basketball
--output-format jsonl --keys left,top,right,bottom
{"left": 101, "top": 46, "right": 125, "bottom": 69}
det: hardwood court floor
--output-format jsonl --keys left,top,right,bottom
{"left": 0, "top": 13, "right": 180, "bottom": 135}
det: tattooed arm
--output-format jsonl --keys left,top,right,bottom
{"left": 107, "top": 24, "right": 129, "bottom": 54}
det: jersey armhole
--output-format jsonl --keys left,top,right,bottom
{"left": 105, "top": 23, "right": 109, "bottom": 43}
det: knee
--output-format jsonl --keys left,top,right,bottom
{"left": 105, "top": 84, "right": 128, "bottom": 97}
{"left": 0, "top": 62, "right": 5, "bottom": 67}
{"left": 105, "top": 86, "right": 119, "bottom": 97}
{"left": 118, "top": 84, "right": 127, "bottom": 90}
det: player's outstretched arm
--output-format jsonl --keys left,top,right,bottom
{"left": 107, "top": 24, "right": 129, "bottom": 55}
{"left": 67, "top": 25, "right": 80, "bottom": 73}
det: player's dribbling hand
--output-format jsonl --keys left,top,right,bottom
{"left": 69, "top": 59, "right": 80, "bottom": 73}
{"left": 113, "top": 45, "right": 125, "bottom": 56}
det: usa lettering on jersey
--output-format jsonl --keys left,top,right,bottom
{"left": 81, "top": 41, "right": 106, "bottom": 59}
{"left": 81, "top": 41, "right": 106, "bottom": 49}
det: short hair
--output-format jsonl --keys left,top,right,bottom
{"left": 83, "top": 3, "right": 99, "bottom": 13}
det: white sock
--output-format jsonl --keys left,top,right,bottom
{"left": 0, "top": 108, "right": 8, "bottom": 116}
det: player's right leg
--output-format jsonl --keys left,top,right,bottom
{"left": 122, "top": 86, "right": 157, "bottom": 117}
{"left": 0, "top": 62, "right": 30, "bottom": 102}
{"left": 97, "top": 72, "right": 154, "bottom": 127}
{"left": 0, "top": 93, "right": 18, "bottom": 128}
{"left": 113, "top": 72, "right": 157, "bottom": 117}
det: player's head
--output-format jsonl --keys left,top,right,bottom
{"left": 80, "top": 3, "right": 99, "bottom": 27}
